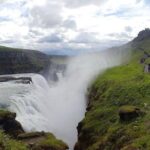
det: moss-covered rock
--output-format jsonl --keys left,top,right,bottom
{"left": 0, "top": 110, "right": 68, "bottom": 150}
{"left": 0, "top": 110, "right": 16, "bottom": 121}
{"left": 0, "top": 110, "right": 24, "bottom": 138}
{"left": 119, "top": 105, "right": 144, "bottom": 121}
{"left": 18, "top": 132, "right": 68, "bottom": 150}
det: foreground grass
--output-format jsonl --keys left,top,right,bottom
{"left": 0, "top": 131, "right": 28, "bottom": 150}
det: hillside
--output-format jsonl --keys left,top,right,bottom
{"left": 75, "top": 29, "right": 150, "bottom": 150}
{"left": 0, "top": 46, "right": 50, "bottom": 75}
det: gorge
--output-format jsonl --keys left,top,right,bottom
{"left": 0, "top": 49, "right": 127, "bottom": 149}
{"left": 0, "top": 29, "right": 150, "bottom": 150}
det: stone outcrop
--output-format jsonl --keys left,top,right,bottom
{"left": 0, "top": 109, "right": 68, "bottom": 150}
{"left": 0, "top": 76, "right": 32, "bottom": 84}
{"left": 0, "top": 110, "right": 25, "bottom": 137}
{"left": 144, "top": 64, "right": 150, "bottom": 73}
{"left": 133, "top": 28, "right": 150, "bottom": 42}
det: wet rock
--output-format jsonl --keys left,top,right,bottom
{"left": 3, "top": 119, "right": 24, "bottom": 138}
{"left": 144, "top": 64, "right": 150, "bottom": 73}
{"left": 0, "top": 110, "right": 24, "bottom": 137}
{"left": 140, "top": 58, "right": 145, "bottom": 64}
{"left": 77, "top": 122, "right": 83, "bottom": 133}
{"left": 15, "top": 77, "right": 32, "bottom": 84}
{"left": 0, "top": 110, "right": 16, "bottom": 123}
{"left": 0, "top": 76, "right": 32, "bottom": 84}
{"left": 0, "top": 76, "right": 16, "bottom": 82}
{"left": 119, "top": 106, "right": 144, "bottom": 121}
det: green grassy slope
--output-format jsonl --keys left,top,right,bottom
{"left": 75, "top": 29, "right": 150, "bottom": 150}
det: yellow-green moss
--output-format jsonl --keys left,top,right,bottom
{"left": 0, "top": 130, "right": 28, "bottom": 150}
{"left": 32, "top": 133, "right": 68, "bottom": 150}
{"left": 0, "top": 110, "right": 16, "bottom": 119}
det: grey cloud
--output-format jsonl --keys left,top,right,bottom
{"left": 29, "top": 29, "right": 44, "bottom": 36}
{"left": 71, "top": 32, "right": 99, "bottom": 43}
{"left": 0, "top": 39, "right": 15, "bottom": 44}
{"left": 29, "top": 2, "right": 62, "bottom": 28}
{"left": 125, "top": 26, "right": 133, "bottom": 33}
{"left": 64, "top": 0, "right": 107, "bottom": 8}
{"left": 38, "top": 33, "right": 63, "bottom": 43}
{"left": 41, "top": 39, "right": 126, "bottom": 55}
{"left": 136, "top": 0, "right": 142, "bottom": 3}
{"left": 108, "top": 32, "right": 133, "bottom": 40}
{"left": 0, "top": 0, "right": 7, "bottom": 3}
{"left": 63, "top": 18, "right": 77, "bottom": 29}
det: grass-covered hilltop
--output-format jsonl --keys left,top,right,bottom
{"left": 75, "top": 28, "right": 150, "bottom": 150}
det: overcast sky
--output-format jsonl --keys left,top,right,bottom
{"left": 0, "top": 0, "right": 150, "bottom": 54}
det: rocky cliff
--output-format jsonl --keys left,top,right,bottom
{"left": 75, "top": 29, "right": 150, "bottom": 150}
{"left": 0, "top": 46, "right": 50, "bottom": 75}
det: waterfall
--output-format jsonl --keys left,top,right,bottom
{"left": 0, "top": 51, "right": 127, "bottom": 149}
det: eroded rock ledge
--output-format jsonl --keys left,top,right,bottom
{"left": 0, "top": 76, "right": 32, "bottom": 84}
{"left": 0, "top": 109, "right": 68, "bottom": 150}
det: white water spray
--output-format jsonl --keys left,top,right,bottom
{"left": 0, "top": 50, "right": 128, "bottom": 149}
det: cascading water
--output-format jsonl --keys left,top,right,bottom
{"left": 0, "top": 50, "right": 128, "bottom": 149}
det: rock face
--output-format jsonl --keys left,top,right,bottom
{"left": 0, "top": 110, "right": 68, "bottom": 150}
{"left": 0, "top": 110, "right": 25, "bottom": 137}
{"left": 144, "top": 64, "right": 150, "bottom": 73}
{"left": 0, "top": 46, "right": 50, "bottom": 75}
{"left": 133, "top": 28, "right": 150, "bottom": 42}
{"left": 0, "top": 76, "right": 32, "bottom": 84}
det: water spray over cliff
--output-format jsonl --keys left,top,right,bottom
{"left": 0, "top": 50, "right": 128, "bottom": 149}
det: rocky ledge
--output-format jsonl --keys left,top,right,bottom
{"left": 0, "top": 76, "right": 32, "bottom": 84}
{"left": 0, "top": 109, "right": 68, "bottom": 150}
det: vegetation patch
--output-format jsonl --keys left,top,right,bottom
{"left": 75, "top": 31, "right": 150, "bottom": 150}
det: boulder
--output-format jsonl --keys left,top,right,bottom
{"left": 119, "top": 106, "right": 144, "bottom": 121}
{"left": 3, "top": 119, "right": 24, "bottom": 138}
{"left": 0, "top": 110, "right": 24, "bottom": 137}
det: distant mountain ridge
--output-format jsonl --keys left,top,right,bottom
{"left": 133, "top": 28, "right": 150, "bottom": 42}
